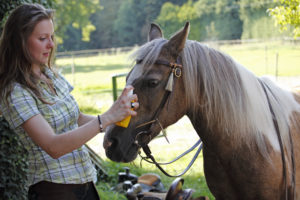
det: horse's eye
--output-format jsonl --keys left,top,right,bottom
{"left": 148, "top": 79, "right": 159, "bottom": 88}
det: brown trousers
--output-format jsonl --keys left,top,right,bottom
{"left": 28, "top": 181, "right": 100, "bottom": 200}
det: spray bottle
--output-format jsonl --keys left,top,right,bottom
{"left": 115, "top": 89, "right": 134, "bottom": 128}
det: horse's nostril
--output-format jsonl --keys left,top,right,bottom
{"left": 103, "top": 139, "right": 112, "bottom": 149}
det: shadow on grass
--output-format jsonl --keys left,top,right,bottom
{"left": 60, "top": 64, "right": 129, "bottom": 74}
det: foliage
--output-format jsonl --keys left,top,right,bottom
{"left": 239, "top": 0, "right": 289, "bottom": 39}
{"left": 268, "top": 0, "right": 300, "bottom": 38}
{"left": 156, "top": 0, "right": 242, "bottom": 41}
{"left": 0, "top": 0, "right": 54, "bottom": 33}
{"left": 0, "top": 0, "right": 100, "bottom": 50}
{"left": 4, "top": 0, "right": 296, "bottom": 50}
{"left": 54, "top": 0, "right": 100, "bottom": 48}
{"left": 89, "top": 0, "right": 123, "bottom": 49}
{"left": 196, "top": 0, "right": 243, "bottom": 40}
{"left": 113, "top": 0, "right": 141, "bottom": 47}
{"left": 57, "top": 24, "right": 92, "bottom": 51}
{"left": 0, "top": 117, "right": 28, "bottom": 200}
{"left": 156, "top": 1, "right": 201, "bottom": 40}
{"left": 109, "top": 0, "right": 295, "bottom": 48}
{"left": 112, "top": 0, "right": 184, "bottom": 47}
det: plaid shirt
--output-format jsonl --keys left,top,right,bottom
{"left": 0, "top": 68, "right": 96, "bottom": 186}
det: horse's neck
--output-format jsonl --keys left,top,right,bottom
{"left": 187, "top": 111, "right": 240, "bottom": 156}
{"left": 187, "top": 112, "right": 212, "bottom": 143}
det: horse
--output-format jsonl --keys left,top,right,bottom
{"left": 103, "top": 22, "right": 300, "bottom": 199}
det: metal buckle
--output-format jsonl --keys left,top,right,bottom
{"left": 173, "top": 68, "right": 182, "bottom": 78}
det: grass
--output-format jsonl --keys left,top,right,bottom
{"left": 217, "top": 40, "right": 300, "bottom": 76}
{"left": 96, "top": 156, "right": 212, "bottom": 200}
{"left": 55, "top": 40, "right": 300, "bottom": 200}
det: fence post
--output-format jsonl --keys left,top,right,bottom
{"left": 265, "top": 45, "right": 268, "bottom": 74}
{"left": 112, "top": 76, "right": 118, "bottom": 101}
{"left": 275, "top": 52, "right": 279, "bottom": 81}
{"left": 111, "top": 73, "right": 128, "bottom": 101}
{"left": 71, "top": 53, "right": 75, "bottom": 85}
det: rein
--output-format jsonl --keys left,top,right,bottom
{"left": 134, "top": 58, "right": 203, "bottom": 177}
{"left": 140, "top": 140, "right": 202, "bottom": 177}
{"left": 259, "top": 79, "right": 295, "bottom": 199}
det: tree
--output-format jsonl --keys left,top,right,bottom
{"left": 156, "top": 0, "right": 243, "bottom": 41}
{"left": 89, "top": 0, "right": 123, "bottom": 49}
{"left": 156, "top": 0, "right": 201, "bottom": 40}
{"left": 113, "top": 0, "right": 141, "bottom": 46}
{"left": 113, "top": 0, "right": 184, "bottom": 47}
{"left": 0, "top": 0, "right": 99, "bottom": 50}
{"left": 0, "top": 0, "right": 54, "bottom": 33}
{"left": 155, "top": 2, "right": 182, "bottom": 38}
{"left": 239, "top": 0, "right": 291, "bottom": 39}
{"left": 54, "top": 0, "right": 100, "bottom": 45}
{"left": 268, "top": 0, "right": 300, "bottom": 38}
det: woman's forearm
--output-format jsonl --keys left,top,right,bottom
{"left": 50, "top": 117, "right": 101, "bottom": 158}
{"left": 77, "top": 113, "right": 96, "bottom": 126}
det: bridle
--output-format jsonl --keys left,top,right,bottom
{"left": 133, "top": 57, "right": 203, "bottom": 177}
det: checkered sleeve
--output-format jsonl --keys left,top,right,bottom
{"left": 2, "top": 84, "right": 40, "bottom": 129}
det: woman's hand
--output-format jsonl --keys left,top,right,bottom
{"left": 100, "top": 85, "right": 139, "bottom": 129}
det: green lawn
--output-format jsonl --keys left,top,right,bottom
{"left": 55, "top": 40, "right": 300, "bottom": 200}
{"left": 219, "top": 40, "right": 300, "bottom": 76}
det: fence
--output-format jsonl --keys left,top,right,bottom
{"left": 56, "top": 46, "right": 137, "bottom": 58}
{"left": 112, "top": 73, "right": 128, "bottom": 101}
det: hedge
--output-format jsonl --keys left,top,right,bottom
{"left": 0, "top": 116, "right": 28, "bottom": 200}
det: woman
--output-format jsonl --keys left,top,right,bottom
{"left": 0, "top": 3, "right": 138, "bottom": 200}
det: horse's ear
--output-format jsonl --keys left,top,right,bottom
{"left": 166, "top": 22, "right": 190, "bottom": 56}
{"left": 148, "top": 23, "right": 163, "bottom": 41}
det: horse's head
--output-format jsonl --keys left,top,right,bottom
{"left": 104, "top": 22, "right": 190, "bottom": 162}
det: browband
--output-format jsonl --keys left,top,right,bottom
{"left": 136, "top": 58, "right": 182, "bottom": 69}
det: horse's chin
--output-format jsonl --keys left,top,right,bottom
{"left": 105, "top": 142, "right": 139, "bottom": 163}
{"left": 103, "top": 123, "right": 160, "bottom": 163}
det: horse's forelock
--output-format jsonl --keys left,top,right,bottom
{"left": 128, "top": 39, "right": 168, "bottom": 84}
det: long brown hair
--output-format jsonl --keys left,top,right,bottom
{"left": 0, "top": 3, "right": 55, "bottom": 104}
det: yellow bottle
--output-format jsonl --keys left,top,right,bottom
{"left": 115, "top": 89, "right": 134, "bottom": 128}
